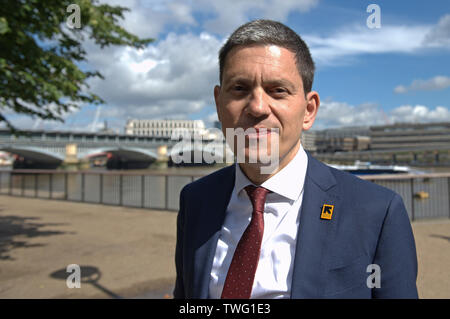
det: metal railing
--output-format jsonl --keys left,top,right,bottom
{"left": 360, "top": 173, "right": 450, "bottom": 221}
{"left": 0, "top": 169, "right": 204, "bottom": 212}
{"left": 0, "top": 169, "right": 449, "bottom": 220}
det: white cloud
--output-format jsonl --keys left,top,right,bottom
{"left": 306, "top": 25, "right": 429, "bottom": 66}
{"left": 167, "top": 2, "right": 197, "bottom": 26}
{"left": 197, "top": 0, "right": 319, "bottom": 35}
{"left": 305, "top": 14, "right": 450, "bottom": 66}
{"left": 390, "top": 105, "right": 450, "bottom": 123}
{"left": 314, "top": 101, "right": 386, "bottom": 129}
{"left": 314, "top": 100, "right": 450, "bottom": 129}
{"left": 101, "top": 0, "right": 196, "bottom": 38}
{"left": 394, "top": 75, "right": 450, "bottom": 93}
{"left": 424, "top": 14, "right": 450, "bottom": 47}
{"left": 85, "top": 32, "right": 222, "bottom": 121}
{"left": 100, "top": 0, "right": 319, "bottom": 38}
{"left": 393, "top": 85, "right": 408, "bottom": 94}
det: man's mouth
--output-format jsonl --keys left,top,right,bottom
{"left": 244, "top": 127, "right": 276, "bottom": 139}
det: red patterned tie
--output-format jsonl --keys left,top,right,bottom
{"left": 221, "top": 185, "right": 270, "bottom": 299}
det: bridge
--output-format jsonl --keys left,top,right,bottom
{"left": 0, "top": 129, "right": 231, "bottom": 169}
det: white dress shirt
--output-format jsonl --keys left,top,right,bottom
{"left": 209, "top": 144, "right": 308, "bottom": 299}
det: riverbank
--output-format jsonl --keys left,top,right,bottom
{"left": 0, "top": 195, "right": 449, "bottom": 298}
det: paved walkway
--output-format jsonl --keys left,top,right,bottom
{"left": 0, "top": 195, "right": 177, "bottom": 299}
{"left": 0, "top": 195, "right": 449, "bottom": 298}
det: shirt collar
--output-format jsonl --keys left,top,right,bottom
{"left": 234, "top": 143, "right": 308, "bottom": 201}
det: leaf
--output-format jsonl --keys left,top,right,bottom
{"left": 0, "top": 17, "right": 9, "bottom": 34}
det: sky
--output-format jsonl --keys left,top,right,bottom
{"left": 7, "top": 0, "right": 450, "bottom": 132}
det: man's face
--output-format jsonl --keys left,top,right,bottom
{"left": 214, "top": 44, "right": 319, "bottom": 171}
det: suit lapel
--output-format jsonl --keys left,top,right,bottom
{"left": 192, "top": 165, "right": 235, "bottom": 298}
{"left": 290, "top": 152, "right": 341, "bottom": 298}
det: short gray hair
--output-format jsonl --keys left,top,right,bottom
{"left": 219, "top": 19, "right": 315, "bottom": 94}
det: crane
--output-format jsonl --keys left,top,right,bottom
{"left": 91, "top": 105, "right": 102, "bottom": 132}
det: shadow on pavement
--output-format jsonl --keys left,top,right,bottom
{"left": 0, "top": 215, "right": 74, "bottom": 260}
{"left": 50, "top": 265, "right": 123, "bottom": 299}
{"left": 430, "top": 234, "right": 450, "bottom": 243}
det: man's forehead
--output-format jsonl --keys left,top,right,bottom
{"left": 226, "top": 44, "right": 294, "bottom": 61}
{"left": 222, "top": 45, "right": 300, "bottom": 82}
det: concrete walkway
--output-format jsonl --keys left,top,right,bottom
{"left": 0, "top": 195, "right": 177, "bottom": 299}
{"left": 0, "top": 195, "right": 449, "bottom": 298}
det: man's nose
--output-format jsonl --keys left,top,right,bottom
{"left": 245, "top": 88, "right": 271, "bottom": 118}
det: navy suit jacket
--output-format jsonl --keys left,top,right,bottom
{"left": 173, "top": 152, "right": 418, "bottom": 298}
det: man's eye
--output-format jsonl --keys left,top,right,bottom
{"left": 233, "top": 85, "right": 245, "bottom": 91}
{"left": 271, "top": 87, "right": 288, "bottom": 95}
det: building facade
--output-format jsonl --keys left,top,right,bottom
{"left": 301, "top": 130, "right": 318, "bottom": 152}
{"left": 125, "top": 119, "right": 206, "bottom": 138}
{"left": 305, "top": 126, "right": 371, "bottom": 153}
{"left": 370, "top": 122, "right": 450, "bottom": 151}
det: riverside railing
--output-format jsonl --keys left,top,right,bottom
{"left": 360, "top": 173, "right": 450, "bottom": 221}
{"left": 0, "top": 169, "right": 449, "bottom": 220}
{"left": 0, "top": 169, "right": 204, "bottom": 212}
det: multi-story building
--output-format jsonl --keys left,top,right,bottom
{"left": 312, "top": 126, "right": 371, "bottom": 153}
{"left": 370, "top": 122, "right": 450, "bottom": 151}
{"left": 125, "top": 119, "right": 206, "bottom": 138}
{"left": 301, "top": 130, "right": 318, "bottom": 152}
{"left": 307, "top": 122, "right": 450, "bottom": 154}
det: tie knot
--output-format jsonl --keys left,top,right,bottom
{"left": 244, "top": 185, "right": 270, "bottom": 213}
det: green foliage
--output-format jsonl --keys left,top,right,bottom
{"left": 0, "top": 0, "right": 153, "bottom": 134}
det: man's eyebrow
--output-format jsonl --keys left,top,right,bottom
{"left": 264, "top": 79, "right": 297, "bottom": 91}
{"left": 224, "top": 75, "right": 251, "bottom": 84}
{"left": 224, "top": 76, "right": 297, "bottom": 90}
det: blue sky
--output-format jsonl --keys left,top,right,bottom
{"left": 6, "top": 0, "right": 450, "bottom": 132}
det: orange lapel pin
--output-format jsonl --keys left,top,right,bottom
{"left": 321, "top": 204, "right": 334, "bottom": 220}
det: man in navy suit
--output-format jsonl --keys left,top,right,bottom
{"left": 174, "top": 19, "right": 418, "bottom": 299}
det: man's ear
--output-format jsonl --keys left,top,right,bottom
{"left": 302, "top": 91, "right": 320, "bottom": 131}
{"left": 214, "top": 85, "right": 221, "bottom": 122}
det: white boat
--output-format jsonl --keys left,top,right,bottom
{"left": 328, "top": 160, "right": 423, "bottom": 175}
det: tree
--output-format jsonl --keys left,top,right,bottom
{"left": 0, "top": 0, "right": 153, "bottom": 133}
